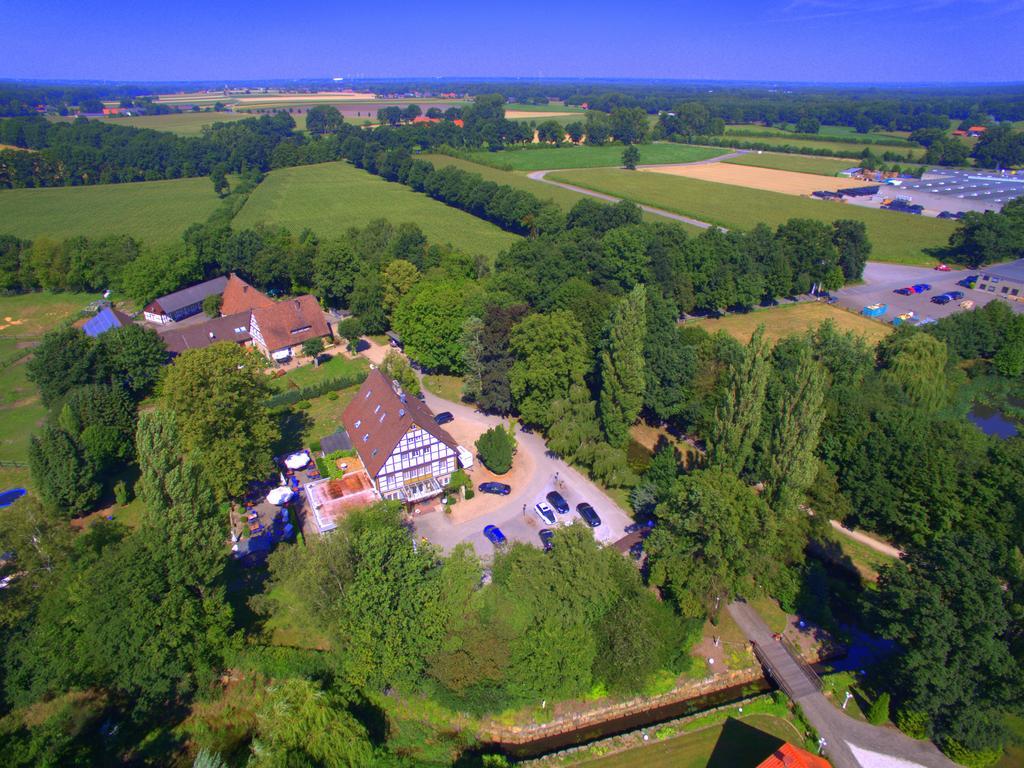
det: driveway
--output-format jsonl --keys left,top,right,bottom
{"left": 414, "top": 385, "right": 634, "bottom": 559}
{"left": 728, "top": 601, "right": 958, "bottom": 768}
{"left": 832, "top": 262, "right": 1024, "bottom": 321}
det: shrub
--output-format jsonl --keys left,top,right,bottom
{"left": 940, "top": 739, "right": 1002, "bottom": 768}
{"left": 475, "top": 424, "right": 516, "bottom": 474}
{"left": 295, "top": 400, "right": 311, "bottom": 410}
{"left": 867, "top": 692, "right": 890, "bottom": 725}
{"left": 895, "top": 708, "right": 930, "bottom": 739}
{"left": 326, "top": 391, "right": 339, "bottom": 401}
{"left": 113, "top": 479, "right": 131, "bottom": 506}
{"left": 264, "top": 369, "right": 368, "bottom": 408}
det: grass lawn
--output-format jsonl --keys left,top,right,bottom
{"left": 419, "top": 154, "right": 701, "bottom": 233}
{"left": 726, "top": 123, "right": 915, "bottom": 147}
{"left": 271, "top": 352, "right": 368, "bottom": 392}
{"left": 0, "top": 176, "right": 222, "bottom": 246}
{"left": 50, "top": 111, "right": 251, "bottom": 136}
{"left": 687, "top": 303, "right": 892, "bottom": 346}
{"left": 505, "top": 102, "right": 584, "bottom": 113}
{"left": 997, "top": 714, "right": 1024, "bottom": 768}
{"left": 548, "top": 167, "right": 956, "bottom": 265}
{"left": 466, "top": 143, "right": 726, "bottom": 172}
{"left": 724, "top": 153, "right": 856, "bottom": 176}
{"left": 827, "top": 529, "right": 896, "bottom": 582}
{"left": 287, "top": 384, "right": 364, "bottom": 452}
{"left": 422, "top": 374, "right": 465, "bottom": 403}
{"left": 234, "top": 161, "right": 519, "bottom": 259}
{"left": 575, "top": 714, "right": 800, "bottom": 768}
{"left": 0, "top": 292, "right": 101, "bottom": 462}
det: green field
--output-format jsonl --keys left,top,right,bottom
{"left": 726, "top": 123, "right": 915, "bottom": 146}
{"left": 505, "top": 102, "right": 585, "bottom": 113}
{"left": 549, "top": 167, "right": 957, "bottom": 265}
{"left": 466, "top": 143, "right": 726, "bottom": 172}
{"left": 0, "top": 292, "right": 100, "bottom": 462}
{"left": 50, "top": 111, "right": 251, "bottom": 136}
{"left": 0, "top": 176, "right": 222, "bottom": 246}
{"left": 723, "top": 153, "right": 855, "bottom": 176}
{"left": 722, "top": 130, "right": 923, "bottom": 160}
{"left": 419, "top": 154, "right": 702, "bottom": 233}
{"left": 234, "top": 161, "right": 519, "bottom": 257}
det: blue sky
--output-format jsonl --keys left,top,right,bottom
{"left": 4, "top": 0, "right": 1023, "bottom": 83}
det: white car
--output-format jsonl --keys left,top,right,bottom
{"left": 534, "top": 502, "right": 557, "bottom": 526}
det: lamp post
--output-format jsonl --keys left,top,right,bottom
{"left": 842, "top": 691, "right": 853, "bottom": 710}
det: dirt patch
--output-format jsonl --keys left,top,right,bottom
{"left": 506, "top": 110, "right": 579, "bottom": 119}
{"left": 641, "top": 162, "right": 850, "bottom": 196}
{"left": 0, "top": 144, "right": 34, "bottom": 153}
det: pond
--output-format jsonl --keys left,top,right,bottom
{"left": 968, "top": 404, "right": 1019, "bottom": 439}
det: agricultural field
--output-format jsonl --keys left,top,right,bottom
{"left": 419, "top": 154, "right": 701, "bottom": 232}
{"left": 725, "top": 123, "right": 915, "bottom": 146}
{"left": 49, "top": 111, "right": 251, "bottom": 136}
{"left": 721, "top": 131, "right": 924, "bottom": 160}
{"left": 466, "top": 143, "right": 726, "bottom": 172}
{"left": 723, "top": 152, "right": 855, "bottom": 176}
{"left": 685, "top": 302, "right": 892, "bottom": 346}
{"left": 548, "top": 167, "right": 957, "bottom": 265}
{"left": 504, "top": 102, "right": 584, "bottom": 113}
{"left": 233, "top": 161, "right": 519, "bottom": 258}
{"left": 641, "top": 163, "right": 849, "bottom": 196}
{"left": 0, "top": 292, "right": 100, "bottom": 463}
{"left": 0, "top": 176, "right": 223, "bottom": 246}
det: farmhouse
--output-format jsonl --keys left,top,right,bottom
{"left": 342, "top": 370, "right": 459, "bottom": 503}
{"left": 79, "top": 305, "right": 134, "bottom": 337}
{"left": 249, "top": 295, "right": 330, "bottom": 362}
{"left": 143, "top": 276, "right": 228, "bottom": 324}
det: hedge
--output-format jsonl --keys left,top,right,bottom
{"left": 266, "top": 369, "right": 368, "bottom": 408}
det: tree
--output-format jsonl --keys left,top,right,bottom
{"left": 473, "top": 304, "right": 531, "bottom": 414}
{"left": 599, "top": 285, "right": 647, "bottom": 447}
{"left": 202, "top": 293, "right": 222, "bottom": 318}
{"left": 159, "top": 343, "right": 278, "bottom": 500}
{"left": 335, "top": 316, "right": 364, "bottom": 353}
{"left": 622, "top": 144, "right": 640, "bottom": 170}
{"left": 94, "top": 324, "right": 167, "bottom": 398}
{"left": 509, "top": 311, "right": 589, "bottom": 429}
{"left": 948, "top": 200, "right": 1024, "bottom": 268}
{"left": 548, "top": 382, "right": 603, "bottom": 466}
{"left": 832, "top": 219, "right": 871, "bottom": 281}
{"left": 608, "top": 107, "right": 648, "bottom": 144}
{"left": 392, "top": 279, "right": 482, "bottom": 373}
{"left": 646, "top": 467, "right": 774, "bottom": 618}
{"left": 537, "top": 120, "right": 564, "bottom": 145}
{"left": 26, "top": 326, "right": 96, "bottom": 406}
{"left": 210, "top": 165, "right": 229, "bottom": 197}
{"left": 381, "top": 258, "right": 420, "bottom": 316}
{"left": 874, "top": 533, "right": 1020, "bottom": 754}
{"left": 794, "top": 117, "right": 820, "bottom": 134}
{"left": 348, "top": 268, "right": 388, "bottom": 334}
{"left": 475, "top": 424, "right": 516, "bottom": 474}
{"left": 867, "top": 692, "right": 891, "bottom": 725}
{"left": 28, "top": 425, "right": 101, "bottom": 517}
{"left": 460, "top": 315, "right": 485, "bottom": 402}
{"left": 313, "top": 238, "right": 360, "bottom": 308}
{"left": 993, "top": 315, "right": 1024, "bottom": 376}
{"left": 642, "top": 291, "right": 694, "bottom": 422}
{"left": 565, "top": 121, "right": 584, "bottom": 144}
{"left": 301, "top": 336, "right": 325, "bottom": 362}
{"left": 880, "top": 332, "right": 951, "bottom": 413}
{"left": 705, "top": 327, "right": 771, "bottom": 474}
{"left": 305, "top": 104, "right": 344, "bottom": 135}
{"left": 379, "top": 349, "right": 421, "bottom": 397}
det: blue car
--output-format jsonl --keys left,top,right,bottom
{"left": 931, "top": 293, "right": 953, "bottom": 305}
{"left": 483, "top": 525, "right": 507, "bottom": 547}
{"left": 479, "top": 482, "right": 511, "bottom": 495}
{"left": 538, "top": 528, "right": 555, "bottom": 551}
{"left": 911, "top": 283, "right": 931, "bottom": 293}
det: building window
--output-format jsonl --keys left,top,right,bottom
{"left": 354, "top": 420, "right": 361, "bottom": 429}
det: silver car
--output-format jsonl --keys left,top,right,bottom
{"left": 534, "top": 502, "right": 557, "bottom": 526}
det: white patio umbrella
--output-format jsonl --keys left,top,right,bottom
{"left": 284, "top": 451, "right": 311, "bottom": 470}
{"left": 266, "top": 486, "right": 295, "bottom": 506}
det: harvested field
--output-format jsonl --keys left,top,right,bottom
{"left": 641, "top": 163, "right": 850, "bottom": 195}
{"left": 234, "top": 161, "right": 518, "bottom": 259}
{"left": 505, "top": 110, "right": 579, "bottom": 119}
{"left": 723, "top": 152, "right": 854, "bottom": 176}
{"left": 687, "top": 302, "right": 892, "bottom": 346}
{"left": 468, "top": 143, "right": 725, "bottom": 172}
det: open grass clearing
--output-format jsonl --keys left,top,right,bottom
{"left": 505, "top": 102, "right": 584, "bottom": 113}
{"left": 722, "top": 131, "right": 923, "bottom": 160}
{"left": 548, "top": 167, "right": 956, "bottom": 265}
{"left": 723, "top": 152, "right": 855, "bottom": 176}
{"left": 0, "top": 176, "right": 222, "bottom": 246}
{"left": 271, "top": 351, "right": 368, "bottom": 392}
{"left": 726, "top": 123, "right": 915, "bottom": 146}
{"left": 466, "top": 143, "right": 726, "bottom": 172}
{"left": 417, "top": 154, "right": 698, "bottom": 231}
{"left": 234, "top": 161, "right": 519, "bottom": 259}
{"left": 422, "top": 374, "right": 465, "bottom": 403}
{"left": 685, "top": 302, "right": 892, "bottom": 346}
{"left": 642, "top": 163, "right": 850, "bottom": 196}
{"left": 49, "top": 111, "right": 251, "bottom": 136}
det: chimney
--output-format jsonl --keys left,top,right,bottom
{"left": 209, "top": 331, "right": 215, "bottom": 339}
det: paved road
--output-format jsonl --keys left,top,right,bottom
{"left": 414, "top": 386, "right": 634, "bottom": 559}
{"left": 527, "top": 169, "right": 719, "bottom": 230}
{"left": 728, "top": 601, "right": 959, "bottom": 768}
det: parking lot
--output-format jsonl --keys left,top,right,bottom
{"left": 832, "top": 262, "right": 1024, "bottom": 322}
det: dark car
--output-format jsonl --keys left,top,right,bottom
{"left": 538, "top": 529, "right": 554, "bottom": 552}
{"left": 629, "top": 541, "right": 644, "bottom": 560}
{"left": 478, "top": 482, "right": 511, "bottom": 495}
{"left": 546, "top": 490, "right": 570, "bottom": 515}
{"left": 434, "top": 411, "right": 454, "bottom": 425}
{"left": 948, "top": 290, "right": 964, "bottom": 300}
{"left": 958, "top": 275, "right": 979, "bottom": 288}
{"left": 483, "top": 525, "right": 506, "bottom": 547}
{"left": 911, "top": 283, "right": 931, "bottom": 293}
{"left": 894, "top": 287, "right": 914, "bottom": 296}
{"left": 576, "top": 502, "right": 601, "bottom": 528}
{"left": 931, "top": 293, "right": 953, "bottom": 305}
{"left": 624, "top": 519, "right": 656, "bottom": 534}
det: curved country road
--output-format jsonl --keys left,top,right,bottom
{"left": 525, "top": 150, "right": 749, "bottom": 230}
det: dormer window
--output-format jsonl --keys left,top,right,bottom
{"left": 378, "top": 413, "right": 385, "bottom": 423}
{"left": 354, "top": 420, "right": 361, "bottom": 429}
{"left": 362, "top": 434, "right": 369, "bottom": 442}
{"left": 374, "top": 404, "right": 381, "bottom": 414}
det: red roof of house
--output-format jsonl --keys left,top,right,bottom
{"left": 221, "top": 273, "right": 274, "bottom": 316}
{"left": 968, "top": 126, "right": 987, "bottom": 133}
{"left": 756, "top": 743, "right": 831, "bottom": 768}
{"left": 341, "top": 369, "right": 457, "bottom": 477}
{"left": 412, "top": 115, "right": 440, "bottom": 124}
{"left": 453, "top": 119, "right": 464, "bottom": 128}
{"left": 250, "top": 295, "right": 329, "bottom": 353}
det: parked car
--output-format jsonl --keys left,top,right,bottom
{"left": 958, "top": 275, "right": 979, "bottom": 288}
{"left": 534, "top": 502, "right": 557, "bottom": 526}
{"left": 934, "top": 264, "right": 952, "bottom": 271}
{"left": 624, "top": 519, "right": 656, "bottom": 534}
{"left": 931, "top": 293, "right": 954, "bottom": 305}
{"left": 483, "top": 525, "right": 506, "bottom": 547}
{"left": 546, "top": 491, "right": 570, "bottom": 515}
{"left": 894, "top": 286, "right": 914, "bottom": 296}
{"left": 576, "top": 502, "right": 601, "bottom": 527}
{"left": 479, "top": 482, "right": 511, "bottom": 495}
{"left": 948, "top": 290, "right": 964, "bottom": 300}
{"left": 911, "top": 283, "right": 931, "bottom": 293}
{"left": 629, "top": 541, "right": 644, "bottom": 560}
{"left": 434, "top": 411, "right": 454, "bottom": 425}
{"left": 538, "top": 529, "right": 554, "bottom": 551}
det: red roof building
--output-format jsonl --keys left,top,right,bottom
{"left": 249, "top": 295, "right": 330, "bottom": 362}
{"left": 756, "top": 742, "right": 832, "bottom": 768}
{"left": 220, "top": 273, "right": 274, "bottom": 316}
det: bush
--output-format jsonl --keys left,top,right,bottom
{"left": 295, "top": 400, "right": 312, "bottom": 410}
{"left": 264, "top": 369, "right": 368, "bottom": 408}
{"left": 895, "top": 708, "right": 930, "bottom": 739}
{"left": 326, "top": 391, "right": 339, "bottom": 401}
{"left": 475, "top": 424, "right": 516, "bottom": 474}
{"left": 113, "top": 479, "right": 131, "bottom": 506}
{"left": 940, "top": 739, "right": 1002, "bottom": 768}
{"left": 867, "top": 692, "right": 890, "bottom": 725}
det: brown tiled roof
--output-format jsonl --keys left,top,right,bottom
{"left": 251, "top": 295, "right": 330, "bottom": 353}
{"left": 341, "top": 369, "right": 458, "bottom": 477}
{"left": 160, "top": 311, "right": 252, "bottom": 355}
{"left": 756, "top": 743, "right": 831, "bottom": 768}
{"left": 221, "top": 273, "right": 274, "bottom": 316}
